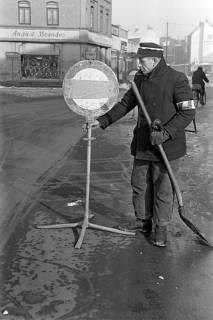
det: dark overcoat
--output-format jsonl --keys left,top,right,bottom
{"left": 98, "top": 58, "right": 195, "bottom": 161}
{"left": 192, "top": 68, "right": 209, "bottom": 86}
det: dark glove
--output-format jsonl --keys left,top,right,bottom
{"left": 150, "top": 119, "right": 170, "bottom": 146}
{"left": 150, "top": 129, "right": 170, "bottom": 145}
{"left": 151, "top": 119, "right": 164, "bottom": 131}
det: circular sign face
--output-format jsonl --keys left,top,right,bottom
{"left": 63, "top": 60, "right": 119, "bottom": 119}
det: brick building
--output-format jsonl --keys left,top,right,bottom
{"left": 0, "top": 0, "right": 112, "bottom": 86}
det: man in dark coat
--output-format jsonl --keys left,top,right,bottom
{"left": 192, "top": 66, "right": 209, "bottom": 104}
{"left": 89, "top": 42, "right": 195, "bottom": 247}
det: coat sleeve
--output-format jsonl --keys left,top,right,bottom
{"left": 164, "top": 72, "right": 196, "bottom": 139}
{"left": 97, "top": 75, "right": 139, "bottom": 129}
{"left": 202, "top": 71, "right": 209, "bottom": 83}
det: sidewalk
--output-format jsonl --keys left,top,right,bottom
{"left": 0, "top": 83, "right": 129, "bottom": 98}
{"left": 0, "top": 86, "right": 63, "bottom": 98}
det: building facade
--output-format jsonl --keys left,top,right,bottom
{"left": 160, "top": 36, "right": 189, "bottom": 74}
{"left": 111, "top": 24, "right": 128, "bottom": 82}
{"left": 189, "top": 20, "right": 213, "bottom": 74}
{"left": 0, "top": 0, "right": 112, "bottom": 85}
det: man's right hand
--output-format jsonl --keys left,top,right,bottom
{"left": 82, "top": 120, "right": 100, "bottom": 132}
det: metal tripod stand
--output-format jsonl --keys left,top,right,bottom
{"left": 37, "top": 119, "right": 135, "bottom": 249}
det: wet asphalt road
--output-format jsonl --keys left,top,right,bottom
{"left": 0, "top": 90, "right": 83, "bottom": 251}
{"left": 0, "top": 87, "right": 213, "bottom": 320}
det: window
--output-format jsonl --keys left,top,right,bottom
{"left": 21, "top": 55, "right": 59, "bottom": 79}
{"left": 46, "top": 1, "right": 59, "bottom": 25}
{"left": 100, "top": 8, "right": 103, "bottom": 33}
{"left": 105, "top": 11, "right": 110, "bottom": 34}
{"left": 90, "top": 5, "right": 95, "bottom": 30}
{"left": 18, "top": 1, "right": 31, "bottom": 25}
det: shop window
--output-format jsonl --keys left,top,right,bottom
{"left": 21, "top": 55, "right": 59, "bottom": 79}
{"left": 46, "top": 1, "right": 59, "bottom": 25}
{"left": 18, "top": 1, "right": 31, "bottom": 25}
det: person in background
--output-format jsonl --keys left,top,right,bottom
{"left": 192, "top": 66, "right": 209, "bottom": 105}
{"left": 87, "top": 42, "right": 195, "bottom": 247}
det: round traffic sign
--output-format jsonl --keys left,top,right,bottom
{"left": 63, "top": 60, "right": 119, "bottom": 119}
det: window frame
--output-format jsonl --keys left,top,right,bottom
{"left": 90, "top": 5, "right": 95, "bottom": 30}
{"left": 18, "top": 1, "right": 31, "bottom": 25}
{"left": 100, "top": 7, "right": 104, "bottom": 33}
{"left": 105, "top": 11, "right": 110, "bottom": 35}
{"left": 46, "top": 1, "right": 59, "bottom": 26}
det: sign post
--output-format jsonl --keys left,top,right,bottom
{"left": 37, "top": 60, "right": 135, "bottom": 248}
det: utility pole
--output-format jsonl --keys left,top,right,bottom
{"left": 165, "top": 22, "right": 169, "bottom": 63}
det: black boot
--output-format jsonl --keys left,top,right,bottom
{"left": 117, "top": 218, "right": 152, "bottom": 233}
{"left": 151, "top": 225, "right": 167, "bottom": 247}
{"left": 117, "top": 219, "right": 143, "bottom": 232}
{"left": 140, "top": 219, "right": 152, "bottom": 234}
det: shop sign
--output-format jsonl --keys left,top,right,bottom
{"left": 88, "top": 31, "right": 112, "bottom": 47}
{"left": 0, "top": 28, "right": 112, "bottom": 47}
{"left": 0, "top": 28, "right": 79, "bottom": 42}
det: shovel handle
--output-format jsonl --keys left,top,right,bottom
{"left": 131, "top": 80, "right": 183, "bottom": 207}
{"left": 131, "top": 80, "right": 213, "bottom": 247}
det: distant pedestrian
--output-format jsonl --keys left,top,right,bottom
{"left": 192, "top": 66, "right": 209, "bottom": 105}
{"left": 86, "top": 42, "right": 195, "bottom": 247}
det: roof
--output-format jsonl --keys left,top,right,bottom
{"left": 128, "top": 26, "right": 160, "bottom": 44}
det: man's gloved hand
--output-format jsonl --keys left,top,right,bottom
{"left": 82, "top": 120, "right": 100, "bottom": 132}
{"left": 150, "top": 119, "right": 170, "bottom": 146}
{"left": 150, "top": 130, "right": 170, "bottom": 145}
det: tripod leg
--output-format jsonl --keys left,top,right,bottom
{"left": 75, "top": 219, "right": 88, "bottom": 249}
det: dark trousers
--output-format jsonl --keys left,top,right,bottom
{"left": 131, "top": 158, "right": 180, "bottom": 227}
{"left": 200, "top": 83, "right": 205, "bottom": 103}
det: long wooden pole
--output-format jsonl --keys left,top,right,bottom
{"left": 75, "top": 121, "right": 92, "bottom": 248}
